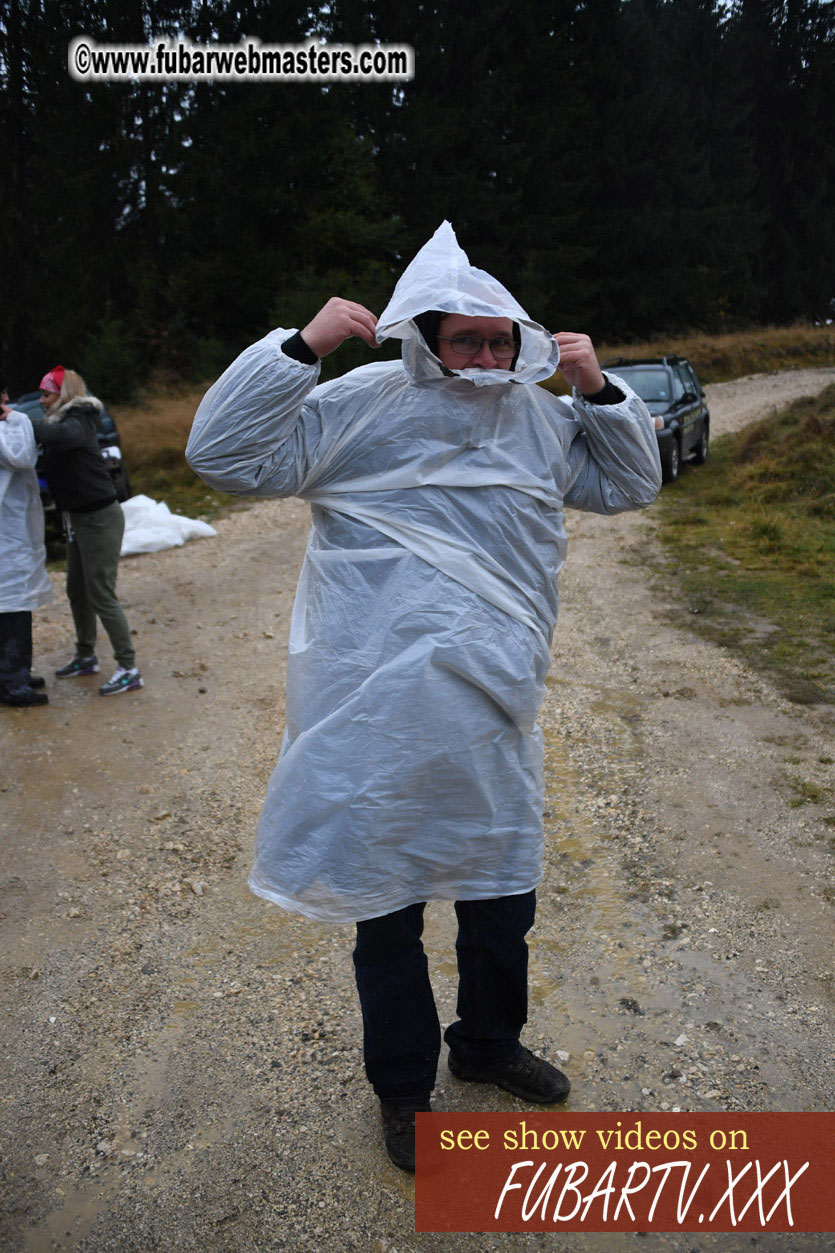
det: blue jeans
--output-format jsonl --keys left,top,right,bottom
{"left": 352, "top": 891, "right": 536, "bottom": 1105}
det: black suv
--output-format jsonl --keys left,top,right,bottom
{"left": 602, "top": 356, "right": 710, "bottom": 483}
{"left": 11, "top": 392, "right": 132, "bottom": 539}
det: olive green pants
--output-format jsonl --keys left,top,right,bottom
{"left": 66, "top": 503, "right": 135, "bottom": 670}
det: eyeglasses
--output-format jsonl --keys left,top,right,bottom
{"left": 437, "top": 334, "right": 516, "bottom": 360}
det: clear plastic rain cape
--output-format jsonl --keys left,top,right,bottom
{"left": 187, "top": 222, "right": 660, "bottom": 923}
{"left": 0, "top": 411, "right": 53, "bottom": 613}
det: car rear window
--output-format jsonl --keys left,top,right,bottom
{"left": 612, "top": 368, "right": 671, "bottom": 402}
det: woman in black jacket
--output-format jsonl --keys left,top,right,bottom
{"left": 31, "top": 367, "right": 143, "bottom": 696}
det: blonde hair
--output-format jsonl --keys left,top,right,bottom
{"left": 58, "top": 369, "right": 88, "bottom": 405}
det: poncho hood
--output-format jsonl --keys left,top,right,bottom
{"left": 375, "top": 221, "right": 560, "bottom": 388}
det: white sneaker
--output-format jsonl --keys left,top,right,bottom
{"left": 99, "top": 667, "right": 143, "bottom": 696}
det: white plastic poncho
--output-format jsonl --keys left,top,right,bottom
{"left": 187, "top": 222, "right": 661, "bottom": 923}
{"left": 0, "top": 410, "right": 53, "bottom": 613}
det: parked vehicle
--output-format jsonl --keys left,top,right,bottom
{"left": 11, "top": 391, "right": 131, "bottom": 539}
{"left": 603, "top": 356, "right": 710, "bottom": 483}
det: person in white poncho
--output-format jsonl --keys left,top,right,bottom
{"left": 0, "top": 369, "right": 53, "bottom": 708}
{"left": 187, "top": 223, "right": 661, "bottom": 1171}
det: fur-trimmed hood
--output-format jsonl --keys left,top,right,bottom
{"left": 44, "top": 394, "right": 104, "bottom": 427}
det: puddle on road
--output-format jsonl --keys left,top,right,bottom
{"left": 24, "top": 1196, "right": 105, "bottom": 1253}
{"left": 589, "top": 687, "right": 647, "bottom": 728}
{"left": 22, "top": 988, "right": 249, "bottom": 1252}
{"left": 20, "top": 899, "right": 352, "bottom": 1249}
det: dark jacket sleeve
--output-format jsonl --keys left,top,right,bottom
{"left": 581, "top": 379, "right": 624, "bottom": 405}
{"left": 30, "top": 413, "right": 90, "bottom": 450}
{"left": 30, "top": 406, "right": 116, "bottom": 513}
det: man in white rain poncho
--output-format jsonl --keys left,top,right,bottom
{"left": 187, "top": 223, "right": 661, "bottom": 1171}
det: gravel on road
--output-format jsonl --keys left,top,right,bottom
{"left": 2, "top": 369, "right": 833, "bottom": 1252}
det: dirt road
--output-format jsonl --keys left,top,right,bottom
{"left": 2, "top": 368, "right": 833, "bottom": 1251}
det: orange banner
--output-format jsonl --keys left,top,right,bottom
{"left": 415, "top": 1112, "right": 835, "bottom": 1233}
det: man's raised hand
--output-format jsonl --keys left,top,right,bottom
{"left": 300, "top": 298, "right": 379, "bottom": 359}
{"left": 553, "top": 332, "right": 605, "bottom": 395}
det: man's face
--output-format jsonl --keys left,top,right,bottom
{"left": 436, "top": 314, "right": 515, "bottom": 371}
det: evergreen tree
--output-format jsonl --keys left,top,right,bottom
{"left": 728, "top": 0, "right": 835, "bottom": 322}
{"left": 3, "top": 0, "right": 833, "bottom": 388}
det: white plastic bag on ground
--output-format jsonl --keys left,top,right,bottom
{"left": 119, "top": 494, "right": 216, "bottom": 555}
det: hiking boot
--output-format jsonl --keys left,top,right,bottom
{"left": 1, "top": 684, "right": 49, "bottom": 707}
{"left": 55, "top": 655, "right": 99, "bottom": 678}
{"left": 380, "top": 1100, "right": 432, "bottom": 1172}
{"left": 448, "top": 1045, "right": 570, "bottom": 1104}
{"left": 99, "top": 667, "right": 143, "bottom": 696}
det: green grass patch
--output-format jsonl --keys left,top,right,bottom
{"left": 654, "top": 385, "right": 835, "bottom": 705}
{"left": 786, "top": 777, "right": 829, "bottom": 807}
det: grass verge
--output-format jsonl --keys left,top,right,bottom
{"left": 596, "top": 321, "right": 835, "bottom": 385}
{"left": 542, "top": 321, "right": 834, "bottom": 395}
{"left": 653, "top": 384, "right": 835, "bottom": 706}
